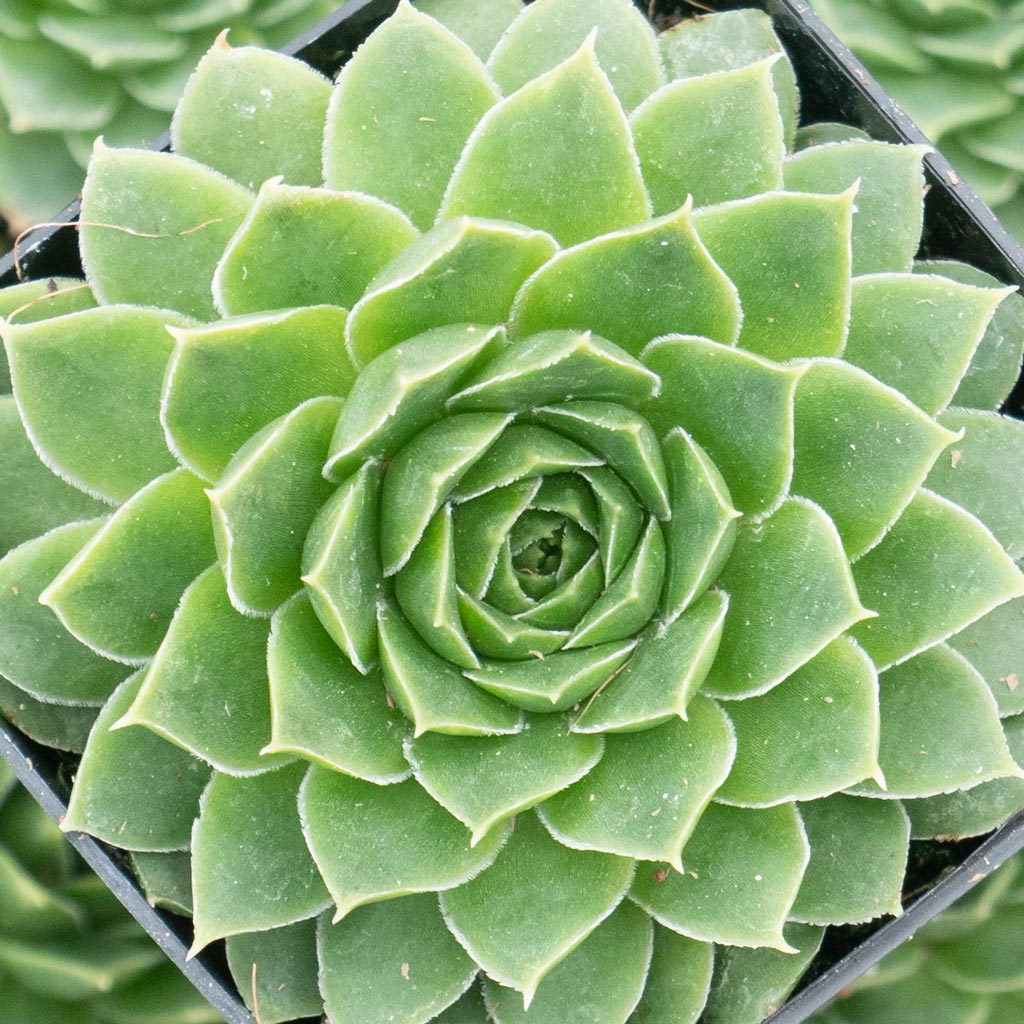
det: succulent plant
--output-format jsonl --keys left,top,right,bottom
{"left": 0, "top": 759, "right": 221, "bottom": 1024}
{"left": 0, "top": 0, "right": 337, "bottom": 233}
{"left": 810, "top": 850, "right": 1024, "bottom": 1024}
{"left": 811, "top": 0, "right": 1024, "bottom": 240}
{"left": 2, "top": 1, "right": 1024, "bottom": 1023}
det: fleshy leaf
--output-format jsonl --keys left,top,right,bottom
{"left": 0, "top": 676, "right": 99, "bottom": 755}
{"left": 691, "top": 190, "right": 855, "bottom": 360}
{"left": 704, "top": 498, "right": 871, "bottom": 699}
{"left": 323, "top": 0, "right": 499, "bottom": 230}
{"left": 0, "top": 397, "right": 108, "bottom": 556}
{"left": 457, "top": 588, "right": 568, "bottom": 658}
{"left": 440, "top": 811, "right": 634, "bottom": 1004}
{"left": 80, "top": 144, "right": 253, "bottom": 321}
{"left": 413, "top": 0, "right": 522, "bottom": 60}
{"left": 265, "top": 593, "right": 410, "bottom": 783}
{"left": 790, "top": 794, "right": 909, "bottom": 926}
{"left": 509, "top": 203, "right": 739, "bottom": 356}
{"left": 161, "top": 306, "right": 355, "bottom": 483}
{"left": 717, "top": 637, "right": 881, "bottom": 807}
{"left": 464, "top": 639, "right": 638, "bottom": 713}
{"left": 930, "top": 901, "right": 1024, "bottom": 996}
{"left": 842, "top": 273, "right": 1012, "bottom": 416}
{"left": 847, "top": 645, "right": 1023, "bottom": 799}
{"left": 40, "top": 468, "right": 216, "bottom": 663}
{"left": 450, "top": 329, "right": 659, "bottom": 412}
{"left": 851, "top": 489, "right": 1024, "bottom": 669}
{"left": 319, "top": 896, "right": 477, "bottom": 1024}
{"left": 4, "top": 305, "right": 188, "bottom": 504}
{"left": 378, "top": 597, "right": 523, "bottom": 736}
{"left": 573, "top": 591, "right": 728, "bottom": 733}
{"left": 542, "top": 698, "right": 735, "bottom": 868}
{"left": 172, "top": 41, "right": 331, "bottom": 191}
{"left": 131, "top": 851, "right": 192, "bottom": 917}
{"left": 190, "top": 764, "right": 330, "bottom": 953}
{"left": 791, "top": 359, "right": 960, "bottom": 558}
{"left": 301, "top": 461, "right": 383, "bottom": 675}
{"left": 630, "top": 926, "right": 714, "bottom": 1024}
{"left": 226, "top": 920, "right": 322, "bottom": 1024}
{"left": 119, "top": 566, "right": 287, "bottom": 775}
{"left": 215, "top": 181, "right": 418, "bottom": 316}
{"left": 947, "top": 596, "right": 1024, "bottom": 718}
{"left": 482, "top": 901, "right": 653, "bottom": 1024}
{"left": 642, "top": 337, "right": 805, "bottom": 516}
{"left": 62, "top": 671, "right": 210, "bottom": 852}
{"left": 345, "top": 219, "right": 555, "bottom": 368}
{"left": 407, "top": 714, "right": 603, "bottom": 845}
{"left": 0, "top": 522, "right": 128, "bottom": 705}
{"left": 926, "top": 409, "right": 1024, "bottom": 559}
{"left": 782, "top": 141, "right": 929, "bottom": 275}
{"left": 631, "top": 60, "right": 785, "bottom": 213}
{"left": 439, "top": 40, "right": 651, "bottom": 246}
{"left": 631, "top": 802, "right": 809, "bottom": 950}
{"left": 486, "top": 0, "right": 663, "bottom": 110}
{"left": 37, "top": 11, "right": 185, "bottom": 70}
{"left": 300, "top": 766, "right": 507, "bottom": 920}
{"left": 208, "top": 397, "right": 341, "bottom": 616}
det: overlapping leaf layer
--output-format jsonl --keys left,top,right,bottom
{"left": 813, "top": 0, "right": 1024, "bottom": 240}
{"left": 0, "top": 0, "right": 337, "bottom": 231}
{"left": 2, "top": 1, "right": 1024, "bottom": 1022}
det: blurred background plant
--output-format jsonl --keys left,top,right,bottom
{"left": 813, "top": 0, "right": 1024, "bottom": 241}
{"left": 0, "top": 0, "right": 336, "bottom": 241}
{"left": 0, "top": 760, "right": 220, "bottom": 1024}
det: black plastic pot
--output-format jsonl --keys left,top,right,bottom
{"left": 2, "top": 1, "right": 1024, "bottom": 1022}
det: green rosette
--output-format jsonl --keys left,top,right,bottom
{"left": 1, "top": 2, "right": 1024, "bottom": 1023}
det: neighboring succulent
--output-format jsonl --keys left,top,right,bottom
{"left": 0, "top": 759, "right": 221, "bottom": 1024}
{"left": 810, "top": 850, "right": 1024, "bottom": 1024}
{"left": 1, "top": 2, "right": 1024, "bottom": 1023}
{"left": 0, "top": 0, "right": 337, "bottom": 232}
{"left": 812, "top": 0, "right": 1024, "bottom": 240}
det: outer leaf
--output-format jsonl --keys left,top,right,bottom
{"left": 318, "top": 896, "right": 477, "bottom": 1024}
{"left": 190, "top": 764, "right": 330, "bottom": 953}
{"left": 440, "top": 811, "right": 634, "bottom": 1005}
{"left": 265, "top": 593, "right": 410, "bottom": 783}
{"left": 947, "top": 597, "right": 1024, "bottom": 718}
{"left": 226, "top": 920, "right": 322, "bottom": 1024}
{"left": 851, "top": 490, "right": 1024, "bottom": 669}
{"left": 0, "top": 675, "right": 99, "bottom": 754}
{"left": 119, "top": 566, "right": 287, "bottom": 775}
{"left": 300, "top": 767, "right": 507, "bottom": 920}
{"left": 414, "top": 0, "right": 522, "bottom": 60}
{"left": 704, "top": 498, "right": 872, "bottom": 699}
{"left": 0, "top": 522, "right": 128, "bottom": 705}
{"left": 324, "top": 0, "right": 499, "bottom": 230}
{"left": 4, "top": 305, "right": 188, "bottom": 504}
{"left": 162, "top": 307, "right": 353, "bottom": 484}
{"left": 80, "top": 144, "right": 253, "bottom": 321}
{"left": 0, "top": 397, "right": 107, "bottom": 556}
{"left": 782, "top": 141, "right": 929, "bottom": 275}
{"left": 848, "top": 645, "right": 1023, "bottom": 799}
{"left": 630, "top": 926, "right": 714, "bottom": 1024}
{"left": 508, "top": 202, "right": 740, "bottom": 356}
{"left": 642, "top": 337, "right": 805, "bottom": 516}
{"left": 926, "top": 409, "right": 1024, "bottom": 559}
{"left": 209, "top": 397, "right": 340, "bottom": 616}
{"left": 716, "top": 637, "right": 881, "bottom": 807}
{"left": 790, "top": 794, "right": 909, "bottom": 926}
{"left": 37, "top": 11, "right": 185, "bottom": 70}
{"left": 214, "top": 181, "right": 417, "bottom": 317}
{"left": 631, "top": 60, "right": 785, "bottom": 213}
{"left": 542, "top": 698, "right": 735, "bottom": 868}
{"left": 691, "top": 189, "right": 855, "bottom": 361}
{"left": 406, "top": 713, "right": 603, "bottom": 845}
{"left": 791, "top": 359, "right": 960, "bottom": 558}
{"left": 40, "top": 468, "right": 216, "bottom": 663}
{"left": 439, "top": 39, "right": 651, "bottom": 246}
{"left": 482, "top": 901, "right": 653, "bottom": 1024}
{"left": 172, "top": 41, "right": 331, "bottom": 191}
{"left": 345, "top": 219, "right": 555, "bottom": 368}
{"left": 574, "top": 591, "right": 728, "bottom": 734}
{"left": 843, "top": 273, "right": 1012, "bottom": 416}
{"left": 630, "top": 802, "right": 810, "bottom": 950}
